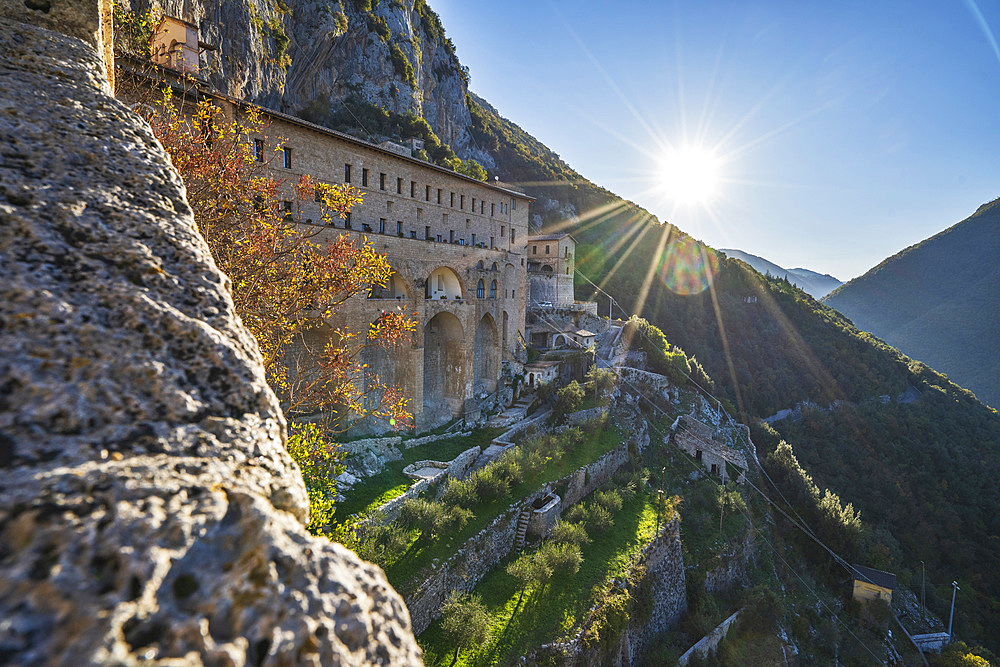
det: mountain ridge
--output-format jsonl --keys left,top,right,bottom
{"left": 719, "top": 248, "right": 843, "bottom": 298}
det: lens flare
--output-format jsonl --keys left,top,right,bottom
{"left": 657, "top": 236, "right": 719, "bottom": 295}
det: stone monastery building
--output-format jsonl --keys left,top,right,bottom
{"left": 141, "top": 18, "right": 534, "bottom": 431}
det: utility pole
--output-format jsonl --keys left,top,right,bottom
{"left": 948, "top": 581, "right": 960, "bottom": 642}
{"left": 920, "top": 561, "right": 926, "bottom": 622}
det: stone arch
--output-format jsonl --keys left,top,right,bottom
{"left": 541, "top": 264, "right": 554, "bottom": 273}
{"left": 553, "top": 333, "right": 569, "bottom": 348}
{"left": 528, "top": 372, "right": 535, "bottom": 387}
{"left": 423, "top": 311, "right": 466, "bottom": 422}
{"left": 474, "top": 312, "right": 499, "bottom": 394}
{"left": 368, "top": 268, "right": 411, "bottom": 299}
{"left": 426, "top": 266, "right": 463, "bottom": 300}
{"left": 361, "top": 315, "right": 405, "bottom": 418}
{"left": 476, "top": 279, "right": 485, "bottom": 299}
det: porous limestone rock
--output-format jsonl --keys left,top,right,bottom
{"left": 0, "top": 9, "right": 420, "bottom": 665}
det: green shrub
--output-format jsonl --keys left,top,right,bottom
{"left": 285, "top": 422, "right": 344, "bottom": 535}
{"left": 440, "top": 476, "right": 477, "bottom": 509}
{"left": 594, "top": 490, "right": 623, "bottom": 515}
{"left": 553, "top": 380, "right": 585, "bottom": 422}
{"left": 552, "top": 521, "right": 590, "bottom": 547}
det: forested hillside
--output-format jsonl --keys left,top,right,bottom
{"left": 824, "top": 199, "right": 1000, "bottom": 409}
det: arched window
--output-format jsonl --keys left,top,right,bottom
{"left": 491, "top": 262, "right": 498, "bottom": 272}
{"left": 477, "top": 260, "right": 484, "bottom": 270}
{"left": 489, "top": 280, "right": 497, "bottom": 298}
{"left": 477, "top": 279, "right": 485, "bottom": 299}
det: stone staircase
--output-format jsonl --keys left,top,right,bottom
{"left": 513, "top": 508, "right": 532, "bottom": 551}
{"left": 489, "top": 394, "right": 534, "bottom": 428}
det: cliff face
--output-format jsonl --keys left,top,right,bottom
{"left": 131, "top": 0, "right": 487, "bottom": 162}
{"left": 0, "top": 4, "right": 420, "bottom": 664}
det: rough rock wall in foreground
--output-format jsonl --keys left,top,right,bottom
{"left": 0, "top": 4, "right": 420, "bottom": 664}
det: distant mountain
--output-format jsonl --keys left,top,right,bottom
{"left": 823, "top": 199, "right": 1000, "bottom": 408}
{"left": 720, "top": 249, "right": 842, "bottom": 298}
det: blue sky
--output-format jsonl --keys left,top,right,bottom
{"left": 431, "top": 1, "right": 1000, "bottom": 280}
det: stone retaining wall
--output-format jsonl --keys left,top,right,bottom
{"left": 566, "top": 405, "right": 609, "bottom": 425}
{"left": 527, "top": 518, "right": 688, "bottom": 666}
{"left": 705, "top": 530, "right": 757, "bottom": 593}
{"left": 406, "top": 440, "right": 633, "bottom": 634}
{"left": 678, "top": 609, "right": 743, "bottom": 665}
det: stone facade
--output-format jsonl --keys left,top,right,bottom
{"left": 527, "top": 232, "right": 576, "bottom": 308}
{"left": 121, "top": 58, "right": 532, "bottom": 432}
{"left": 672, "top": 415, "right": 748, "bottom": 484}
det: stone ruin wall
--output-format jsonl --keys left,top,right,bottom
{"left": 0, "top": 4, "right": 420, "bottom": 663}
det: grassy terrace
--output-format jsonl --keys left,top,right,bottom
{"left": 384, "top": 423, "right": 623, "bottom": 597}
{"left": 334, "top": 428, "right": 503, "bottom": 520}
{"left": 417, "top": 490, "right": 665, "bottom": 666}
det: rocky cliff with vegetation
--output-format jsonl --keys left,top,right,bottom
{"left": 0, "top": 4, "right": 420, "bottom": 664}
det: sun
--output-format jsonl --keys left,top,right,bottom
{"left": 657, "top": 146, "right": 722, "bottom": 206}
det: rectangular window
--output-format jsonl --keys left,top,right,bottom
{"left": 511, "top": 229, "right": 516, "bottom": 244}
{"left": 425, "top": 185, "right": 431, "bottom": 201}
{"left": 379, "top": 218, "right": 386, "bottom": 234}
{"left": 490, "top": 236, "right": 495, "bottom": 247}
{"left": 501, "top": 225, "right": 505, "bottom": 238}
{"left": 450, "top": 192, "right": 455, "bottom": 207}
{"left": 344, "top": 164, "right": 352, "bottom": 183}
{"left": 253, "top": 139, "right": 264, "bottom": 162}
{"left": 344, "top": 212, "right": 352, "bottom": 229}
{"left": 396, "top": 221, "right": 403, "bottom": 235}
{"left": 362, "top": 168, "right": 369, "bottom": 187}
{"left": 480, "top": 201, "right": 484, "bottom": 214}
{"left": 491, "top": 203, "right": 495, "bottom": 216}
{"left": 282, "top": 200, "right": 292, "bottom": 212}
{"left": 472, "top": 233, "right": 476, "bottom": 246}
{"left": 410, "top": 230, "right": 416, "bottom": 239}
{"left": 380, "top": 172, "right": 386, "bottom": 190}
{"left": 436, "top": 233, "right": 442, "bottom": 242}
{"left": 282, "top": 146, "right": 292, "bottom": 169}
{"left": 397, "top": 177, "right": 403, "bottom": 194}
{"left": 460, "top": 194, "right": 465, "bottom": 210}
{"left": 449, "top": 230, "right": 455, "bottom": 242}
{"left": 532, "top": 245, "right": 537, "bottom": 254}
{"left": 411, "top": 181, "right": 416, "bottom": 197}
{"left": 472, "top": 197, "right": 476, "bottom": 212}
{"left": 437, "top": 188, "right": 442, "bottom": 204}
{"left": 512, "top": 199, "right": 517, "bottom": 210}
{"left": 425, "top": 225, "right": 431, "bottom": 240}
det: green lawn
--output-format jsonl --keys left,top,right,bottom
{"left": 384, "top": 424, "right": 624, "bottom": 597}
{"left": 334, "top": 428, "right": 503, "bottom": 520}
{"left": 417, "top": 492, "right": 663, "bottom": 666}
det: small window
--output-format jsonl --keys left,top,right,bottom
{"left": 253, "top": 139, "right": 264, "bottom": 162}
{"left": 460, "top": 194, "right": 465, "bottom": 209}
{"left": 396, "top": 221, "right": 403, "bottom": 235}
{"left": 480, "top": 201, "right": 484, "bottom": 214}
{"left": 380, "top": 172, "right": 386, "bottom": 190}
{"left": 282, "top": 200, "right": 292, "bottom": 212}
{"left": 314, "top": 185, "right": 323, "bottom": 202}
{"left": 410, "top": 230, "right": 417, "bottom": 239}
{"left": 511, "top": 229, "right": 516, "bottom": 244}
{"left": 695, "top": 450, "right": 703, "bottom": 461}
{"left": 472, "top": 197, "right": 476, "bottom": 211}
{"left": 344, "top": 164, "right": 352, "bottom": 183}
{"left": 411, "top": 181, "right": 417, "bottom": 197}
{"left": 512, "top": 199, "right": 517, "bottom": 210}
{"left": 437, "top": 188, "right": 442, "bottom": 204}
{"left": 490, "top": 236, "right": 495, "bottom": 247}
{"left": 477, "top": 280, "right": 485, "bottom": 299}
{"left": 344, "top": 212, "right": 352, "bottom": 229}
{"left": 490, "top": 281, "right": 497, "bottom": 298}
{"left": 545, "top": 245, "right": 550, "bottom": 255}
{"left": 501, "top": 225, "right": 505, "bottom": 237}
{"left": 449, "top": 230, "right": 455, "bottom": 242}
{"left": 532, "top": 245, "right": 537, "bottom": 254}
{"left": 436, "top": 234, "right": 442, "bottom": 242}
{"left": 282, "top": 146, "right": 292, "bottom": 169}
{"left": 397, "top": 177, "right": 403, "bottom": 194}
{"left": 425, "top": 225, "right": 431, "bottom": 240}
{"left": 471, "top": 233, "right": 476, "bottom": 245}
{"left": 362, "top": 168, "right": 369, "bottom": 187}
{"left": 379, "top": 218, "right": 386, "bottom": 234}
{"left": 491, "top": 203, "right": 495, "bottom": 216}
{"left": 425, "top": 185, "right": 431, "bottom": 201}
{"left": 450, "top": 192, "right": 455, "bottom": 207}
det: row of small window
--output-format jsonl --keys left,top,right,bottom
{"left": 531, "top": 244, "right": 571, "bottom": 258}
{"left": 476, "top": 280, "right": 499, "bottom": 299}
{"left": 344, "top": 163, "right": 514, "bottom": 216}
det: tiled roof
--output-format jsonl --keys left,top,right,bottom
{"left": 852, "top": 564, "right": 896, "bottom": 590}
{"left": 528, "top": 232, "right": 574, "bottom": 242}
